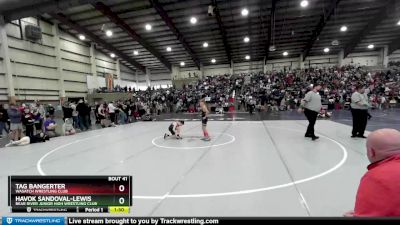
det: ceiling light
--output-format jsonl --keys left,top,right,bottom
{"left": 323, "top": 48, "right": 330, "bottom": 53}
{"left": 245, "top": 55, "right": 250, "bottom": 60}
{"left": 145, "top": 24, "right": 152, "bottom": 31}
{"left": 203, "top": 42, "right": 209, "bottom": 48}
{"left": 283, "top": 51, "right": 288, "bottom": 56}
{"left": 244, "top": 36, "right": 250, "bottom": 43}
{"left": 190, "top": 17, "right": 197, "bottom": 24}
{"left": 78, "top": 34, "right": 85, "bottom": 40}
{"left": 241, "top": 8, "right": 249, "bottom": 16}
{"left": 180, "top": 62, "right": 185, "bottom": 67}
{"left": 211, "top": 58, "right": 216, "bottom": 63}
{"left": 300, "top": 0, "right": 309, "bottom": 7}
{"left": 397, "top": 20, "right": 400, "bottom": 25}
{"left": 110, "top": 53, "right": 115, "bottom": 58}
{"left": 133, "top": 50, "right": 139, "bottom": 55}
{"left": 105, "top": 30, "right": 113, "bottom": 37}
{"left": 368, "top": 44, "right": 374, "bottom": 49}
{"left": 166, "top": 47, "right": 172, "bottom": 52}
{"left": 340, "top": 25, "right": 347, "bottom": 32}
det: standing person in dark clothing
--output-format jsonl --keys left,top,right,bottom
{"left": 0, "top": 104, "right": 9, "bottom": 138}
{"left": 94, "top": 102, "right": 100, "bottom": 124}
{"left": 22, "top": 107, "right": 34, "bottom": 137}
{"left": 248, "top": 97, "right": 256, "bottom": 115}
{"left": 122, "top": 104, "right": 130, "bottom": 123}
{"left": 97, "top": 103, "right": 108, "bottom": 128}
{"left": 299, "top": 84, "right": 322, "bottom": 141}
{"left": 37, "top": 103, "right": 46, "bottom": 132}
{"left": 114, "top": 102, "right": 120, "bottom": 125}
{"left": 84, "top": 100, "right": 92, "bottom": 128}
{"left": 32, "top": 109, "right": 42, "bottom": 134}
{"left": 47, "top": 104, "right": 55, "bottom": 116}
{"left": 351, "top": 85, "right": 370, "bottom": 138}
{"left": 130, "top": 103, "right": 138, "bottom": 122}
{"left": 76, "top": 99, "right": 89, "bottom": 131}
{"left": 62, "top": 102, "right": 73, "bottom": 121}
{"left": 8, "top": 103, "right": 22, "bottom": 141}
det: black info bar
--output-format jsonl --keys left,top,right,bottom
{"left": 65, "top": 217, "right": 400, "bottom": 225}
{"left": 67, "top": 218, "right": 219, "bottom": 225}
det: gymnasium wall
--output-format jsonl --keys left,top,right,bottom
{"left": 303, "top": 54, "right": 339, "bottom": 68}
{"left": 265, "top": 52, "right": 380, "bottom": 72}
{"left": 3, "top": 18, "right": 95, "bottom": 101}
{"left": 94, "top": 50, "right": 116, "bottom": 79}
{"left": 149, "top": 68, "right": 172, "bottom": 88}
{"left": 177, "top": 67, "right": 202, "bottom": 79}
{"left": 3, "top": 18, "right": 57, "bottom": 101}
{"left": 1, "top": 17, "right": 398, "bottom": 102}
{"left": 203, "top": 64, "right": 231, "bottom": 77}
{"left": 234, "top": 61, "right": 264, "bottom": 74}
{"left": 265, "top": 58, "right": 300, "bottom": 72}
{"left": 175, "top": 51, "right": 382, "bottom": 78}
{"left": 389, "top": 49, "right": 400, "bottom": 63}
{"left": 0, "top": 17, "right": 142, "bottom": 102}
{"left": 177, "top": 64, "right": 231, "bottom": 79}
{"left": 118, "top": 64, "right": 137, "bottom": 90}
{"left": 59, "top": 28, "right": 91, "bottom": 99}
{"left": 343, "top": 51, "right": 380, "bottom": 67}
{"left": 175, "top": 61, "right": 261, "bottom": 79}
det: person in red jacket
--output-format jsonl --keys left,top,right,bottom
{"left": 345, "top": 128, "right": 400, "bottom": 217}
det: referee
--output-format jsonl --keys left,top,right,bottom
{"left": 299, "top": 84, "right": 322, "bottom": 141}
{"left": 351, "top": 85, "right": 370, "bottom": 138}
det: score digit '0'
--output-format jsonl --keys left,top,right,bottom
{"left": 119, "top": 197, "right": 125, "bottom": 205}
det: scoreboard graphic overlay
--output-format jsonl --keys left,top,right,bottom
{"left": 8, "top": 176, "right": 132, "bottom": 213}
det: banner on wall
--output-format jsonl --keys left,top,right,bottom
{"left": 105, "top": 74, "right": 114, "bottom": 91}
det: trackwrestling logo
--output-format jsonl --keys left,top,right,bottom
{"left": 2, "top": 217, "right": 65, "bottom": 225}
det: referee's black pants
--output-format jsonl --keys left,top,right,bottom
{"left": 351, "top": 108, "right": 368, "bottom": 137}
{"left": 304, "top": 108, "right": 318, "bottom": 137}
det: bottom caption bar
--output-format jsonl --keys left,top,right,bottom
{"left": 1, "top": 217, "right": 219, "bottom": 225}
{"left": 68, "top": 218, "right": 219, "bottom": 225}
{"left": 2, "top": 217, "right": 400, "bottom": 225}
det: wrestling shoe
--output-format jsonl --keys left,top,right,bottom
{"left": 311, "top": 136, "right": 319, "bottom": 141}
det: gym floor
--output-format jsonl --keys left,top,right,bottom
{"left": 0, "top": 109, "right": 399, "bottom": 216}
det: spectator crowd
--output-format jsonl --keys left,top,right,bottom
{"left": 1, "top": 65, "right": 399, "bottom": 217}
{"left": 0, "top": 65, "right": 399, "bottom": 145}
{"left": 238, "top": 66, "right": 400, "bottom": 114}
